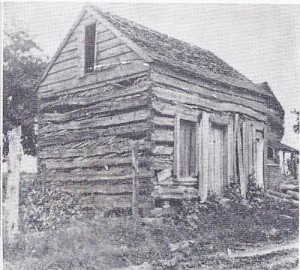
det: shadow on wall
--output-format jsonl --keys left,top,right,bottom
{"left": 2, "top": 154, "right": 37, "bottom": 173}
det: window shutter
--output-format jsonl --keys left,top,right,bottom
{"left": 84, "top": 23, "right": 96, "bottom": 73}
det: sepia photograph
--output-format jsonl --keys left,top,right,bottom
{"left": 2, "top": 2, "right": 300, "bottom": 269}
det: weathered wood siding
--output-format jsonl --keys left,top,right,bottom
{"left": 37, "top": 13, "right": 154, "bottom": 213}
{"left": 37, "top": 10, "right": 283, "bottom": 208}
{"left": 150, "top": 64, "right": 270, "bottom": 200}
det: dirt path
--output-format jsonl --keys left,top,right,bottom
{"left": 173, "top": 240, "right": 299, "bottom": 270}
{"left": 228, "top": 239, "right": 298, "bottom": 258}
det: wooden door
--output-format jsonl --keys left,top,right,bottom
{"left": 209, "top": 125, "right": 226, "bottom": 194}
{"left": 254, "top": 131, "right": 264, "bottom": 186}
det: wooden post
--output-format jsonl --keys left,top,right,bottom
{"left": 131, "top": 142, "right": 139, "bottom": 224}
{"left": 5, "top": 126, "right": 22, "bottom": 239}
{"left": 235, "top": 114, "right": 246, "bottom": 197}
{"left": 199, "top": 112, "right": 210, "bottom": 201}
{"left": 242, "top": 121, "right": 249, "bottom": 191}
{"left": 238, "top": 124, "right": 246, "bottom": 198}
{"left": 263, "top": 125, "right": 268, "bottom": 191}
{"left": 233, "top": 114, "right": 239, "bottom": 182}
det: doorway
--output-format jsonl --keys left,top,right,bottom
{"left": 209, "top": 124, "right": 227, "bottom": 195}
{"left": 254, "top": 131, "right": 264, "bottom": 186}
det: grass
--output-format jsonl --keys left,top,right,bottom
{"left": 3, "top": 173, "right": 299, "bottom": 269}
{"left": 3, "top": 198, "right": 299, "bottom": 270}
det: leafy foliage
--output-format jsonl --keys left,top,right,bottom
{"left": 4, "top": 181, "right": 299, "bottom": 270}
{"left": 224, "top": 181, "right": 243, "bottom": 205}
{"left": 287, "top": 154, "right": 299, "bottom": 179}
{"left": 291, "top": 109, "right": 300, "bottom": 134}
{"left": 19, "top": 178, "right": 82, "bottom": 231}
{"left": 162, "top": 197, "right": 298, "bottom": 249}
{"left": 3, "top": 29, "right": 47, "bottom": 156}
{"left": 246, "top": 174, "right": 265, "bottom": 208}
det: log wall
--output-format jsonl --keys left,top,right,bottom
{"left": 149, "top": 65, "right": 271, "bottom": 200}
{"left": 37, "top": 14, "right": 154, "bottom": 214}
{"left": 37, "top": 11, "right": 283, "bottom": 209}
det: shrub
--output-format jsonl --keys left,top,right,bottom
{"left": 20, "top": 180, "right": 82, "bottom": 231}
{"left": 224, "top": 181, "right": 243, "bottom": 205}
{"left": 246, "top": 174, "right": 265, "bottom": 208}
{"left": 287, "top": 154, "right": 299, "bottom": 179}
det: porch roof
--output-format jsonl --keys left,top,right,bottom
{"left": 268, "top": 140, "right": 299, "bottom": 154}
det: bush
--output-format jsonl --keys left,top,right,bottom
{"left": 162, "top": 194, "right": 298, "bottom": 248}
{"left": 287, "top": 154, "right": 299, "bottom": 179}
{"left": 246, "top": 174, "right": 265, "bottom": 208}
{"left": 224, "top": 181, "right": 243, "bottom": 205}
{"left": 20, "top": 179, "right": 82, "bottom": 231}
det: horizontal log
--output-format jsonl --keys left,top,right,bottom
{"left": 68, "top": 180, "right": 152, "bottom": 193}
{"left": 95, "top": 51, "right": 140, "bottom": 67}
{"left": 96, "top": 37, "right": 122, "bottom": 52}
{"left": 48, "top": 58, "right": 78, "bottom": 75}
{"left": 53, "top": 54, "right": 78, "bottom": 69}
{"left": 280, "top": 184, "right": 299, "bottom": 192}
{"left": 152, "top": 60, "right": 272, "bottom": 99}
{"left": 39, "top": 138, "right": 151, "bottom": 159}
{"left": 151, "top": 145, "right": 174, "bottom": 155}
{"left": 40, "top": 155, "right": 149, "bottom": 170}
{"left": 59, "top": 39, "right": 78, "bottom": 55}
{"left": 41, "top": 95, "right": 149, "bottom": 123}
{"left": 38, "top": 60, "right": 150, "bottom": 93}
{"left": 267, "top": 189, "right": 292, "bottom": 199}
{"left": 96, "top": 30, "right": 116, "bottom": 44}
{"left": 96, "top": 23, "right": 109, "bottom": 34}
{"left": 41, "top": 168, "right": 154, "bottom": 184}
{"left": 152, "top": 116, "right": 175, "bottom": 128}
{"left": 42, "top": 164, "right": 132, "bottom": 177}
{"left": 54, "top": 51, "right": 78, "bottom": 66}
{"left": 153, "top": 86, "right": 267, "bottom": 122}
{"left": 88, "top": 194, "right": 132, "bottom": 210}
{"left": 97, "top": 44, "right": 132, "bottom": 61}
{"left": 63, "top": 182, "right": 133, "bottom": 195}
{"left": 152, "top": 65, "right": 267, "bottom": 103}
{"left": 152, "top": 100, "right": 200, "bottom": 117}
{"left": 152, "top": 72, "right": 271, "bottom": 115}
{"left": 62, "top": 182, "right": 150, "bottom": 196}
{"left": 40, "top": 109, "right": 150, "bottom": 134}
{"left": 40, "top": 80, "right": 151, "bottom": 111}
{"left": 265, "top": 193, "right": 299, "bottom": 207}
{"left": 151, "top": 129, "right": 174, "bottom": 143}
{"left": 287, "top": 190, "right": 299, "bottom": 200}
{"left": 39, "top": 122, "right": 149, "bottom": 147}
{"left": 41, "top": 66, "right": 79, "bottom": 87}
{"left": 150, "top": 155, "right": 173, "bottom": 171}
{"left": 154, "top": 186, "right": 198, "bottom": 200}
{"left": 65, "top": 181, "right": 150, "bottom": 196}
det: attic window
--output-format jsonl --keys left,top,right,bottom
{"left": 85, "top": 23, "right": 96, "bottom": 73}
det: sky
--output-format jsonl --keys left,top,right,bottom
{"left": 4, "top": 2, "right": 300, "bottom": 150}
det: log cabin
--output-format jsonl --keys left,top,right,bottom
{"left": 36, "top": 5, "right": 291, "bottom": 215}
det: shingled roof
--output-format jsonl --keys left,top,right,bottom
{"left": 89, "top": 5, "right": 272, "bottom": 96}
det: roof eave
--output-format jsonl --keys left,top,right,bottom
{"left": 151, "top": 58, "right": 273, "bottom": 99}
{"left": 34, "top": 5, "right": 88, "bottom": 92}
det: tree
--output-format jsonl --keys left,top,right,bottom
{"left": 3, "top": 29, "right": 47, "bottom": 238}
{"left": 291, "top": 109, "right": 299, "bottom": 134}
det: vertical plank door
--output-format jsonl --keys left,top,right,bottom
{"left": 255, "top": 131, "right": 264, "bottom": 186}
{"left": 210, "top": 125, "right": 225, "bottom": 195}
